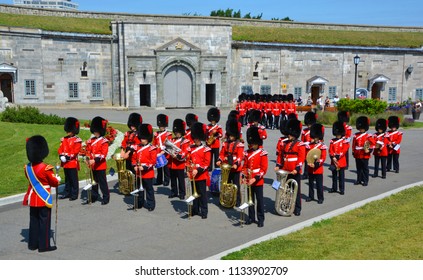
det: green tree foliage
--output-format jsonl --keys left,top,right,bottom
{"left": 336, "top": 98, "right": 388, "bottom": 115}
{"left": 271, "top": 17, "right": 294, "bottom": 21}
{"left": 210, "top": 9, "right": 262, "bottom": 19}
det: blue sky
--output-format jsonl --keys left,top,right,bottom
{"left": 3, "top": 0, "right": 423, "bottom": 26}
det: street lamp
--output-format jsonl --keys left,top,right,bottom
{"left": 353, "top": 54, "right": 360, "bottom": 100}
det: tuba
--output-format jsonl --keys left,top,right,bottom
{"left": 113, "top": 153, "right": 135, "bottom": 195}
{"left": 164, "top": 139, "right": 181, "bottom": 158}
{"left": 274, "top": 170, "right": 298, "bottom": 216}
{"left": 219, "top": 163, "right": 238, "bottom": 208}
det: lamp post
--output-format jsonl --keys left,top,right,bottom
{"left": 353, "top": 55, "right": 360, "bottom": 100}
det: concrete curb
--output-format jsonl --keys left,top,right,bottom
{"left": 205, "top": 180, "right": 423, "bottom": 260}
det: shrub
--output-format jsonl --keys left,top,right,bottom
{"left": 337, "top": 99, "right": 387, "bottom": 115}
{"left": 0, "top": 106, "right": 65, "bottom": 125}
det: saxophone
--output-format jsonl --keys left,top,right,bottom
{"left": 207, "top": 131, "right": 217, "bottom": 146}
{"left": 274, "top": 170, "right": 298, "bottom": 216}
{"left": 219, "top": 163, "right": 238, "bottom": 208}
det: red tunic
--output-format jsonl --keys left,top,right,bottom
{"left": 121, "top": 130, "right": 141, "bottom": 151}
{"left": 85, "top": 136, "right": 109, "bottom": 170}
{"left": 218, "top": 140, "right": 245, "bottom": 172}
{"left": 329, "top": 137, "right": 350, "bottom": 168}
{"left": 132, "top": 144, "right": 157, "bottom": 179}
{"left": 352, "top": 132, "right": 374, "bottom": 159}
{"left": 306, "top": 141, "right": 327, "bottom": 175}
{"left": 168, "top": 137, "right": 190, "bottom": 170}
{"left": 185, "top": 129, "right": 193, "bottom": 145}
{"left": 373, "top": 132, "right": 389, "bottom": 157}
{"left": 276, "top": 136, "right": 288, "bottom": 158}
{"left": 243, "top": 148, "right": 268, "bottom": 186}
{"left": 186, "top": 144, "right": 211, "bottom": 181}
{"left": 58, "top": 135, "right": 82, "bottom": 169}
{"left": 206, "top": 123, "right": 223, "bottom": 149}
{"left": 23, "top": 163, "right": 59, "bottom": 207}
{"left": 153, "top": 130, "right": 173, "bottom": 160}
{"left": 272, "top": 102, "right": 281, "bottom": 117}
{"left": 387, "top": 130, "right": 403, "bottom": 155}
{"left": 278, "top": 140, "right": 306, "bottom": 173}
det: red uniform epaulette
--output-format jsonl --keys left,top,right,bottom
{"left": 45, "top": 164, "right": 54, "bottom": 171}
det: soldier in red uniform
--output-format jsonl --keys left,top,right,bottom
{"left": 185, "top": 113, "right": 198, "bottom": 145}
{"left": 243, "top": 126, "right": 268, "bottom": 227}
{"left": 305, "top": 124, "right": 327, "bottom": 204}
{"left": 206, "top": 107, "right": 223, "bottom": 171}
{"left": 372, "top": 119, "right": 389, "bottom": 179}
{"left": 24, "top": 135, "right": 60, "bottom": 252}
{"left": 186, "top": 122, "right": 211, "bottom": 219}
{"left": 247, "top": 109, "right": 267, "bottom": 144}
{"left": 352, "top": 116, "right": 374, "bottom": 187}
{"left": 328, "top": 121, "right": 349, "bottom": 195}
{"left": 120, "top": 113, "right": 142, "bottom": 173}
{"left": 386, "top": 116, "right": 403, "bottom": 174}
{"left": 236, "top": 93, "right": 247, "bottom": 126}
{"left": 338, "top": 111, "right": 352, "bottom": 169}
{"left": 153, "top": 114, "right": 172, "bottom": 186}
{"left": 58, "top": 117, "right": 82, "bottom": 201}
{"left": 272, "top": 95, "right": 282, "bottom": 129}
{"left": 301, "top": 111, "right": 317, "bottom": 180}
{"left": 84, "top": 116, "right": 110, "bottom": 205}
{"left": 275, "top": 119, "right": 306, "bottom": 216}
{"left": 133, "top": 124, "right": 158, "bottom": 211}
{"left": 217, "top": 118, "right": 244, "bottom": 206}
{"left": 168, "top": 119, "right": 190, "bottom": 199}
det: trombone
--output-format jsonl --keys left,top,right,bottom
{"left": 185, "top": 159, "right": 200, "bottom": 219}
{"left": 82, "top": 156, "right": 96, "bottom": 205}
{"left": 130, "top": 161, "right": 144, "bottom": 211}
{"left": 238, "top": 168, "right": 254, "bottom": 227}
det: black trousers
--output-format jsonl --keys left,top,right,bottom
{"left": 192, "top": 180, "right": 208, "bottom": 216}
{"left": 92, "top": 169, "right": 109, "bottom": 203}
{"left": 63, "top": 168, "right": 79, "bottom": 199}
{"left": 373, "top": 156, "right": 387, "bottom": 177}
{"left": 170, "top": 168, "right": 186, "bottom": 197}
{"left": 274, "top": 115, "right": 280, "bottom": 129}
{"left": 137, "top": 177, "right": 155, "bottom": 210}
{"left": 288, "top": 173, "right": 301, "bottom": 214}
{"left": 28, "top": 206, "right": 52, "bottom": 251}
{"left": 248, "top": 185, "right": 264, "bottom": 224}
{"left": 308, "top": 173, "right": 324, "bottom": 201}
{"left": 156, "top": 165, "right": 170, "bottom": 185}
{"left": 228, "top": 171, "right": 241, "bottom": 206}
{"left": 355, "top": 158, "right": 369, "bottom": 184}
{"left": 387, "top": 153, "right": 400, "bottom": 172}
{"left": 209, "top": 147, "right": 220, "bottom": 171}
{"left": 331, "top": 168, "right": 345, "bottom": 193}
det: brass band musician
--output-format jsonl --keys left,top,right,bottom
{"left": 206, "top": 107, "right": 223, "bottom": 171}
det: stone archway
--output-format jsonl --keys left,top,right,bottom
{"left": 163, "top": 65, "right": 193, "bottom": 108}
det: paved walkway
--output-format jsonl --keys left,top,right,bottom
{"left": 0, "top": 107, "right": 422, "bottom": 260}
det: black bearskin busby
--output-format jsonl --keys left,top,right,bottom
{"left": 207, "top": 107, "right": 220, "bottom": 123}
{"left": 172, "top": 119, "right": 186, "bottom": 136}
{"left": 127, "top": 113, "right": 143, "bottom": 129}
{"left": 247, "top": 126, "right": 263, "bottom": 146}
{"left": 227, "top": 110, "right": 239, "bottom": 121}
{"left": 185, "top": 113, "right": 198, "bottom": 128}
{"left": 249, "top": 109, "right": 262, "bottom": 123}
{"left": 157, "top": 114, "right": 168, "bottom": 127}
{"left": 64, "top": 117, "right": 80, "bottom": 135}
{"left": 138, "top": 123, "right": 153, "bottom": 142}
{"left": 388, "top": 116, "right": 400, "bottom": 129}
{"left": 286, "top": 119, "right": 302, "bottom": 138}
{"left": 226, "top": 118, "right": 241, "bottom": 139}
{"left": 26, "top": 135, "right": 49, "bottom": 163}
{"left": 338, "top": 111, "right": 350, "bottom": 124}
{"left": 287, "top": 93, "right": 294, "bottom": 102}
{"left": 356, "top": 116, "right": 370, "bottom": 131}
{"left": 191, "top": 122, "right": 207, "bottom": 141}
{"left": 90, "top": 116, "right": 108, "bottom": 136}
{"left": 304, "top": 111, "right": 317, "bottom": 126}
{"left": 375, "top": 118, "right": 388, "bottom": 132}
{"left": 310, "top": 123, "right": 324, "bottom": 140}
{"left": 332, "top": 121, "right": 346, "bottom": 136}
{"left": 279, "top": 119, "right": 288, "bottom": 136}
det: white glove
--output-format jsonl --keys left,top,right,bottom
{"left": 60, "top": 156, "right": 67, "bottom": 163}
{"left": 161, "top": 145, "right": 166, "bottom": 151}
{"left": 56, "top": 175, "right": 61, "bottom": 183}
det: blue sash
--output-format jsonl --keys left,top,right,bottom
{"left": 26, "top": 163, "right": 53, "bottom": 208}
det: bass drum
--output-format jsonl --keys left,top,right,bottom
{"left": 209, "top": 168, "right": 221, "bottom": 196}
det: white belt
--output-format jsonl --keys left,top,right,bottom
{"left": 355, "top": 147, "right": 363, "bottom": 150}
{"left": 249, "top": 168, "right": 260, "bottom": 173}
{"left": 286, "top": 158, "right": 298, "bottom": 162}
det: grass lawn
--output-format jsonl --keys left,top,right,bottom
{"left": 223, "top": 186, "right": 423, "bottom": 260}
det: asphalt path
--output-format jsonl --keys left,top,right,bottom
{"left": 0, "top": 107, "right": 422, "bottom": 260}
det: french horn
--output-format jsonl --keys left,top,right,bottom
{"left": 274, "top": 169, "right": 298, "bottom": 216}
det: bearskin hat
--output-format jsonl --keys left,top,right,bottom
{"left": 238, "top": 93, "right": 247, "bottom": 102}
{"left": 127, "top": 113, "right": 143, "bottom": 129}
{"left": 185, "top": 113, "right": 198, "bottom": 127}
{"left": 287, "top": 93, "right": 294, "bottom": 102}
{"left": 338, "top": 111, "right": 350, "bottom": 124}
{"left": 287, "top": 113, "right": 298, "bottom": 120}
{"left": 247, "top": 126, "right": 263, "bottom": 146}
{"left": 172, "top": 119, "right": 186, "bottom": 135}
{"left": 356, "top": 116, "right": 370, "bottom": 131}
{"left": 279, "top": 119, "right": 288, "bottom": 136}
{"left": 304, "top": 111, "right": 317, "bottom": 126}
{"left": 226, "top": 118, "right": 241, "bottom": 139}
{"left": 249, "top": 109, "right": 262, "bottom": 123}
{"left": 375, "top": 118, "right": 388, "bottom": 132}
{"left": 191, "top": 122, "right": 207, "bottom": 141}
{"left": 157, "top": 114, "right": 168, "bottom": 127}
{"left": 90, "top": 116, "right": 108, "bottom": 136}
{"left": 26, "top": 135, "right": 49, "bottom": 163}
{"left": 332, "top": 121, "right": 346, "bottom": 136}
{"left": 64, "top": 117, "right": 80, "bottom": 135}
{"left": 286, "top": 119, "right": 302, "bottom": 138}
{"left": 207, "top": 107, "right": 220, "bottom": 123}
{"left": 388, "top": 116, "right": 400, "bottom": 129}
{"left": 227, "top": 110, "right": 239, "bottom": 121}
{"left": 138, "top": 123, "right": 153, "bottom": 142}
{"left": 310, "top": 123, "right": 324, "bottom": 140}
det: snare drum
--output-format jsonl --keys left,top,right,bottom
{"left": 155, "top": 154, "right": 168, "bottom": 168}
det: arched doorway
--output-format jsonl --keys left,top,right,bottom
{"left": 0, "top": 73, "right": 13, "bottom": 103}
{"left": 163, "top": 65, "right": 192, "bottom": 108}
{"left": 371, "top": 83, "right": 382, "bottom": 99}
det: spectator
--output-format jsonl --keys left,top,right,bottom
{"left": 317, "top": 95, "right": 323, "bottom": 111}
{"left": 296, "top": 96, "right": 303, "bottom": 106}
{"left": 306, "top": 96, "right": 312, "bottom": 106}
{"left": 325, "top": 97, "right": 330, "bottom": 108}
{"left": 345, "top": 94, "right": 350, "bottom": 100}
{"left": 333, "top": 95, "right": 340, "bottom": 106}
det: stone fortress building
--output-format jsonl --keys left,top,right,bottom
{"left": 0, "top": 4, "right": 422, "bottom": 109}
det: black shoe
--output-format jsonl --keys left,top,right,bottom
{"left": 59, "top": 194, "right": 69, "bottom": 199}
{"left": 101, "top": 201, "right": 109, "bottom": 205}
{"left": 154, "top": 182, "right": 162, "bottom": 186}
{"left": 257, "top": 221, "right": 264, "bottom": 228}
{"left": 294, "top": 212, "right": 301, "bottom": 216}
{"left": 328, "top": 189, "right": 337, "bottom": 193}
{"left": 38, "top": 246, "right": 57, "bottom": 253}
{"left": 386, "top": 169, "right": 391, "bottom": 172}
{"left": 381, "top": 176, "right": 386, "bottom": 179}
{"left": 244, "top": 219, "right": 256, "bottom": 225}
{"left": 168, "top": 194, "right": 177, "bottom": 198}
{"left": 354, "top": 181, "right": 360, "bottom": 185}
{"left": 372, "top": 174, "right": 378, "bottom": 178}
{"left": 28, "top": 246, "right": 38, "bottom": 251}
{"left": 163, "top": 181, "right": 170, "bottom": 186}
{"left": 395, "top": 170, "right": 399, "bottom": 173}
{"left": 340, "top": 191, "right": 345, "bottom": 195}
{"left": 362, "top": 183, "right": 368, "bottom": 187}
{"left": 179, "top": 195, "right": 185, "bottom": 200}
{"left": 148, "top": 208, "right": 154, "bottom": 212}
{"left": 69, "top": 197, "right": 78, "bottom": 201}
{"left": 305, "top": 197, "right": 313, "bottom": 202}
{"left": 201, "top": 215, "right": 207, "bottom": 219}
{"left": 317, "top": 199, "right": 323, "bottom": 204}
{"left": 82, "top": 199, "right": 96, "bottom": 205}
